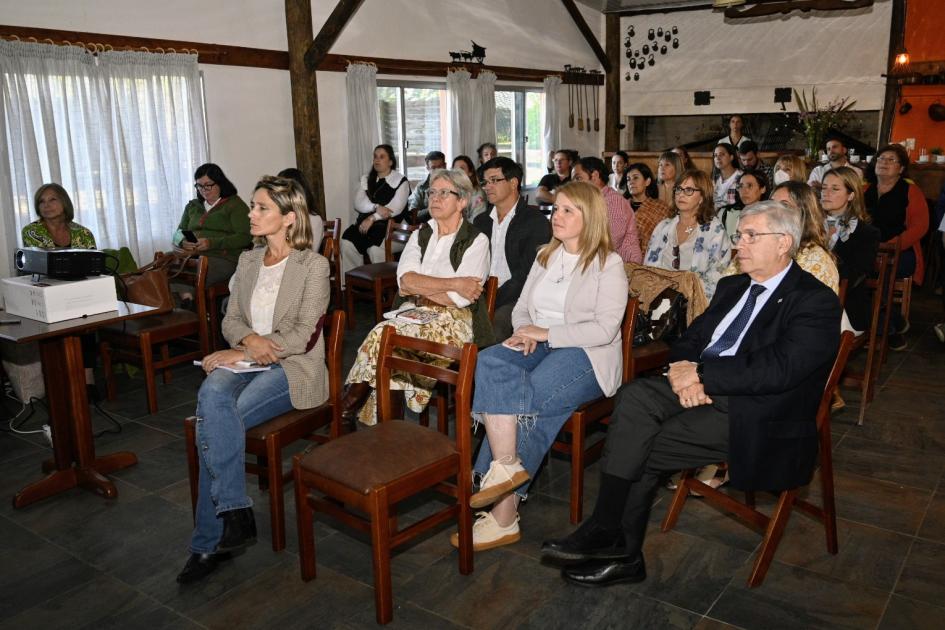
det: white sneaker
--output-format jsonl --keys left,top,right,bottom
{"left": 450, "top": 511, "right": 520, "bottom": 551}
{"left": 935, "top": 323, "right": 945, "bottom": 344}
{"left": 469, "top": 458, "right": 530, "bottom": 508}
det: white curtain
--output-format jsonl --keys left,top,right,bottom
{"left": 542, "top": 75, "right": 562, "bottom": 162}
{"left": 0, "top": 41, "right": 208, "bottom": 278}
{"left": 447, "top": 69, "right": 475, "bottom": 160}
{"left": 346, "top": 63, "right": 380, "bottom": 193}
{"left": 475, "top": 70, "right": 497, "bottom": 148}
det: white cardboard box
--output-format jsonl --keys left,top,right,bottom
{"left": 1, "top": 275, "right": 118, "bottom": 323}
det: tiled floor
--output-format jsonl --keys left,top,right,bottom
{"left": 1, "top": 293, "right": 943, "bottom": 629}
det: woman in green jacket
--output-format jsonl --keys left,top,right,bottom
{"left": 174, "top": 163, "right": 252, "bottom": 299}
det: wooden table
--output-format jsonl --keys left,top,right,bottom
{"left": 0, "top": 302, "right": 160, "bottom": 508}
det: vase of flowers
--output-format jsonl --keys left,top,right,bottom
{"left": 794, "top": 88, "right": 857, "bottom": 161}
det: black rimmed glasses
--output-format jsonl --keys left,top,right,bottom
{"left": 730, "top": 230, "right": 785, "bottom": 245}
{"left": 194, "top": 182, "right": 217, "bottom": 192}
{"left": 673, "top": 186, "right": 698, "bottom": 197}
{"left": 482, "top": 177, "right": 508, "bottom": 186}
{"left": 428, "top": 188, "right": 460, "bottom": 200}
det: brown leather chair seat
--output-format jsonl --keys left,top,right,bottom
{"left": 346, "top": 261, "right": 397, "bottom": 282}
{"left": 298, "top": 420, "right": 455, "bottom": 495}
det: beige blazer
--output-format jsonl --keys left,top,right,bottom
{"left": 222, "top": 247, "right": 330, "bottom": 409}
{"left": 512, "top": 250, "right": 629, "bottom": 396}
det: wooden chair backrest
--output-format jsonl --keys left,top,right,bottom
{"left": 152, "top": 251, "right": 209, "bottom": 353}
{"left": 485, "top": 276, "right": 498, "bottom": 322}
{"left": 325, "top": 217, "right": 341, "bottom": 242}
{"left": 622, "top": 296, "right": 640, "bottom": 384}
{"left": 375, "top": 326, "right": 477, "bottom": 455}
{"left": 384, "top": 220, "right": 420, "bottom": 262}
{"left": 817, "top": 331, "right": 855, "bottom": 432}
{"left": 323, "top": 310, "right": 345, "bottom": 429}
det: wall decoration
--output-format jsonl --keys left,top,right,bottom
{"left": 448, "top": 41, "right": 486, "bottom": 64}
{"left": 624, "top": 22, "right": 681, "bottom": 82}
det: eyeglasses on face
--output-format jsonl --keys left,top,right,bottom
{"left": 482, "top": 177, "right": 508, "bottom": 186}
{"left": 428, "top": 188, "right": 460, "bottom": 200}
{"left": 194, "top": 182, "right": 217, "bottom": 191}
{"left": 673, "top": 186, "right": 699, "bottom": 197}
{"left": 730, "top": 230, "right": 785, "bottom": 245}
{"left": 875, "top": 156, "right": 899, "bottom": 164}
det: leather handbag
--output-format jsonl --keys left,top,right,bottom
{"left": 120, "top": 252, "right": 190, "bottom": 310}
{"left": 632, "top": 287, "right": 689, "bottom": 347}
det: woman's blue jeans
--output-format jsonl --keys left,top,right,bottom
{"left": 190, "top": 365, "right": 294, "bottom": 554}
{"left": 472, "top": 343, "right": 603, "bottom": 498}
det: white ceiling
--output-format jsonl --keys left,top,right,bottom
{"left": 572, "top": 0, "right": 714, "bottom": 13}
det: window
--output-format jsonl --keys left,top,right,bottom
{"left": 495, "top": 89, "right": 544, "bottom": 186}
{"left": 378, "top": 82, "right": 448, "bottom": 182}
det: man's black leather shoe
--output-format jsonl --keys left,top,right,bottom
{"left": 541, "top": 519, "right": 627, "bottom": 563}
{"left": 176, "top": 551, "right": 232, "bottom": 584}
{"left": 216, "top": 507, "right": 257, "bottom": 553}
{"left": 562, "top": 555, "right": 646, "bottom": 587}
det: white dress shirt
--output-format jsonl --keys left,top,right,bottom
{"left": 396, "top": 218, "right": 491, "bottom": 307}
{"left": 488, "top": 204, "right": 517, "bottom": 288}
{"left": 250, "top": 256, "right": 288, "bottom": 336}
{"left": 704, "top": 261, "right": 793, "bottom": 356}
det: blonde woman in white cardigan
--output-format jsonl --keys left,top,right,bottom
{"left": 450, "top": 181, "right": 629, "bottom": 552}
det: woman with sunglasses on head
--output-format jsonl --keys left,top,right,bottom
{"left": 174, "top": 163, "right": 252, "bottom": 304}
{"left": 645, "top": 169, "right": 731, "bottom": 299}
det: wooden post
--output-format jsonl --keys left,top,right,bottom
{"left": 285, "top": 0, "right": 325, "bottom": 218}
{"left": 879, "top": 0, "right": 906, "bottom": 146}
{"left": 604, "top": 13, "right": 620, "bottom": 152}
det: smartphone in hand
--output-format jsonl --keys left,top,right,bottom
{"left": 182, "top": 230, "right": 198, "bottom": 243}
{"left": 502, "top": 340, "right": 525, "bottom": 352}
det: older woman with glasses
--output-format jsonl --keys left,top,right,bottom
{"left": 340, "top": 169, "right": 491, "bottom": 425}
{"left": 173, "top": 163, "right": 252, "bottom": 303}
{"left": 645, "top": 169, "right": 731, "bottom": 299}
{"left": 864, "top": 144, "right": 930, "bottom": 350}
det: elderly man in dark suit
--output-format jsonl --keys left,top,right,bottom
{"left": 542, "top": 200, "right": 841, "bottom": 586}
{"left": 474, "top": 157, "right": 551, "bottom": 340}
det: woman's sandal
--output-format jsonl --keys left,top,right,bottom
{"left": 689, "top": 463, "right": 729, "bottom": 497}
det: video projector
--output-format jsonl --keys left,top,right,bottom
{"left": 14, "top": 247, "right": 107, "bottom": 278}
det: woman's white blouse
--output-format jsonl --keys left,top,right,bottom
{"left": 532, "top": 249, "right": 580, "bottom": 328}
{"left": 250, "top": 256, "right": 289, "bottom": 336}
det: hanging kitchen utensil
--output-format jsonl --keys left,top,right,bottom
{"left": 593, "top": 78, "right": 600, "bottom": 132}
{"left": 584, "top": 81, "right": 590, "bottom": 132}
{"left": 577, "top": 75, "right": 584, "bottom": 131}
{"left": 568, "top": 76, "right": 574, "bottom": 129}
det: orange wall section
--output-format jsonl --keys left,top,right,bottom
{"left": 890, "top": 0, "right": 945, "bottom": 150}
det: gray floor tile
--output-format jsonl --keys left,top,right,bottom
{"left": 878, "top": 594, "right": 945, "bottom": 630}
{"left": 893, "top": 539, "right": 945, "bottom": 608}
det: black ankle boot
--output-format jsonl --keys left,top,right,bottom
{"left": 176, "top": 551, "right": 232, "bottom": 584}
{"left": 215, "top": 507, "right": 257, "bottom": 553}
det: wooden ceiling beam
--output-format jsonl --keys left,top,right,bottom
{"left": 303, "top": 0, "right": 365, "bottom": 71}
{"left": 561, "top": 0, "right": 610, "bottom": 73}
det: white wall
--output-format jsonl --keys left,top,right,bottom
{"left": 1, "top": 0, "right": 605, "bottom": 228}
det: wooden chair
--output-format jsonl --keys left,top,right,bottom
{"left": 183, "top": 310, "right": 345, "bottom": 552}
{"left": 661, "top": 331, "right": 855, "bottom": 588}
{"left": 878, "top": 241, "right": 913, "bottom": 338}
{"left": 293, "top": 327, "right": 477, "bottom": 624}
{"left": 551, "top": 297, "right": 639, "bottom": 524}
{"left": 321, "top": 218, "right": 343, "bottom": 309}
{"left": 99, "top": 254, "right": 209, "bottom": 414}
{"left": 344, "top": 220, "right": 419, "bottom": 329}
{"left": 841, "top": 250, "right": 893, "bottom": 425}
{"left": 877, "top": 241, "right": 901, "bottom": 367}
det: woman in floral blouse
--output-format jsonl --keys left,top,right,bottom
{"left": 644, "top": 169, "right": 731, "bottom": 299}
{"left": 23, "top": 184, "right": 96, "bottom": 249}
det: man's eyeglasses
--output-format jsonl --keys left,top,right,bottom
{"left": 428, "top": 188, "right": 460, "bottom": 200}
{"left": 482, "top": 177, "right": 508, "bottom": 186}
{"left": 673, "top": 186, "right": 699, "bottom": 197}
{"left": 194, "top": 182, "right": 217, "bottom": 191}
{"left": 875, "top": 156, "right": 899, "bottom": 164}
{"left": 730, "top": 230, "right": 785, "bottom": 245}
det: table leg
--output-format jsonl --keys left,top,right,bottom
{"left": 13, "top": 335, "right": 137, "bottom": 509}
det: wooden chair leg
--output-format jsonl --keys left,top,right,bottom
{"left": 369, "top": 488, "right": 394, "bottom": 625}
{"left": 373, "top": 279, "right": 385, "bottom": 324}
{"left": 140, "top": 333, "right": 158, "bottom": 414}
{"left": 747, "top": 489, "right": 797, "bottom": 588}
{"left": 266, "top": 438, "right": 286, "bottom": 552}
{"left": 161, "top": 344, "right": 172, "bottom": 384}
{"left": 295, "top": 464, "right": 317, "bottom": 580}
{"left": 569, "top": 417, "right": 585, "bottom": 525}
{"left": 457, "top": 460, "right": 474, "bottom": 576}
{"left": 345, "top": 278, "right": 356, "bottom": 330}
{"left": 184, "top": 418, "right": 199, "bottom": 521}
{"left": 100, "top": 341, "right": 117, "bottom": 401}
{"left": 660, "top": 469, "right": 694, "bottom": 532}
{"left": 901, "top": 278, "right": 912, "bottom": 321}
{"left": 819, "top": 428, "right": 839, "bottom": 555}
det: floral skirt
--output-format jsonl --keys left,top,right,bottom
{"left": 345, "top": 305, "right": 473, "bottom": 425}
